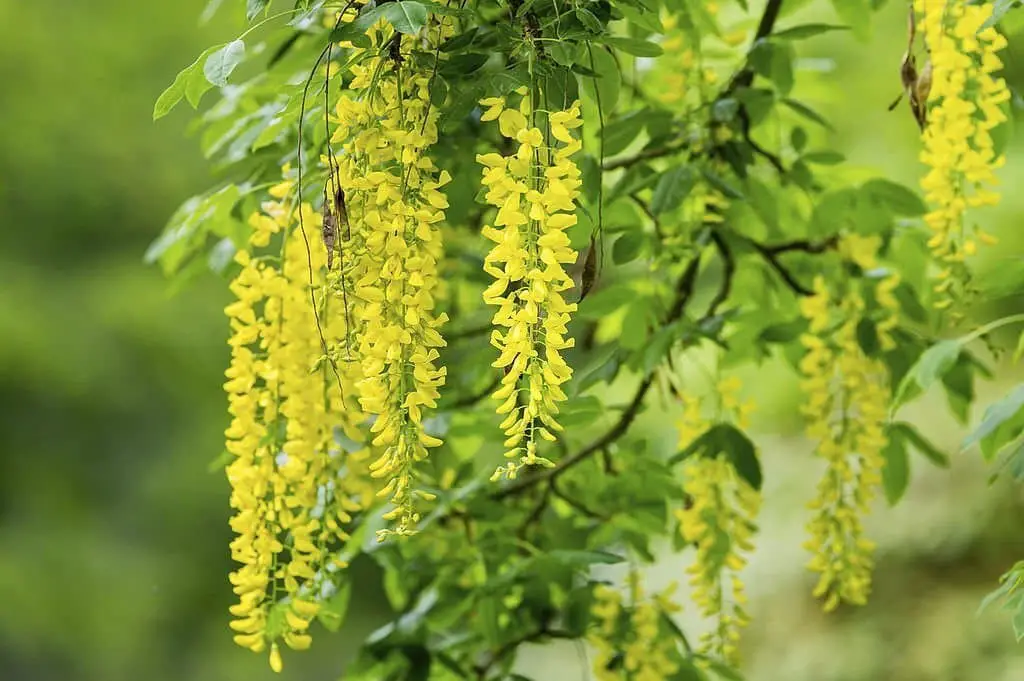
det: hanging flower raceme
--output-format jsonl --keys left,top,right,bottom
{"left": 652, "top": 6, "right": 741, "bottom": 112}
{"left": 916, "top": 0, "right": 1010, "bottom": 311}
{"left": 674, "top": 376, "right": 759, "bottom": 665}
{"left": 476, "top": 93, "right": 583, "bottom": 480}
{"left": 799, "top": 237, "right": 898, "bottom": 611}
{"left": 588, "top": 578, "right": 682, "bottom": 681}
{"left": 224, "top": 173, "right": 367, "bottom": 671}
{"left": 328, "top": 18, "right": 451, "bottom": 538}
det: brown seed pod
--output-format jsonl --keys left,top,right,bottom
{"left": 333, "top": 185, "right": 350, "bottom": 241}
{"left": 911, "top": 57, "right": 932, "bottom": 130}
{"left": 322, "top": 195, "right": 338, "bottom": 271}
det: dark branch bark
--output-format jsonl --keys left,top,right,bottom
{"left": 707, "top": 230, "right": 736, "bottom": 316}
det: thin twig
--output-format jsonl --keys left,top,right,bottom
{"left": 707, "top": 230, "right": 735, "bottom": 316}
{"left": 747, "top": 239, "right": 815, "bottom": 296}
{"left": 763, "top": 235, "right": 838, "bottom": 255}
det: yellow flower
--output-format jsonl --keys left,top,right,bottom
{"left": 587, "top": 579, "right": 681, "bottom": 681}
{"left": 330, "top": 21, "right": 451, "bottom": 538}
{"left": 480, "top": 96, "right": 505, "bottom": 121}
{"left": 224, "top": 188, "right": 365, "bottom": 666}
{"left": 916, "top": 0, "right": 1009, "bottom": 312}
{"left": 478, "top": 97, "right": 583, "bottom": 481}
{"left": 799, "top": 276, "right": 889, "bottom": 611}
{"left": 674, "top": 375, "right": 759, "bottom": 665}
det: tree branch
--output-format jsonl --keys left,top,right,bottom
{"left": 707, "top": 231, "right": 736, "bottom": 317}
{"left": 762, "top": 235, "right": 838, "bottom": 255}
{"left": 720, "top": 0, "right": 787, "bottom": 173}
{"left": 747, "top": 238, "right": 819, "bottom": 296}
{"left": 726, "top": 0, "right": 786, "bottom": 94}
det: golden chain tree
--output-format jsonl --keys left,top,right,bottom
{"left": 152, "top": 0, "right": 1024, "bottom": 676}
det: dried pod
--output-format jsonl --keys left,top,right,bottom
{"left": 579, "top": 236, "right": 599, "bottom": 302}
{"left": 333, "top": 186, "right": 350, "bottom": 241}
{"left": 322, "top": 199, "right": 337, "bottom": 271}
{"left": 911, "top": 57, "right": 932, "bottom": 130}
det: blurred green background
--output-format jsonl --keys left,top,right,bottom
{"left": 0, "top": 0, "right": 1022, "bottom": 680}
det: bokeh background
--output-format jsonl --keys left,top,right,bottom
{"left": 1, "top": 1, "right": 1022, "bottom": 680}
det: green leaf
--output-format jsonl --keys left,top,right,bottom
{"left": 791, "top": 126, "right": 808, "bottom": 152}
{"left": 358, "top": 1, "right": 429, "bottom": 34}
{"left": 617, "top": 4, "right": 664, "bottom": 33}
{"left": 246, "top": 0, "right": 270, "bottom": 22}
{"left": 672, "top": 424, "right": 762, "bottom": 490}
{"left": 612, "top": 231, "right": 645, "bottom": 264}
{"left": 580, "top": 46, "right": 620, "bottom": 114}
{"left": 773, "top": 23, "right": 851, "bottom": 40}
{"left": 861, "top": 178, "right": 927, "bottom": 216}
{"left": 544, "top": 549, "right": 624, "bottom": 567}
{"left": 780, "top": 97, "right": 834, "bottom": 130}
{"left": 318, "top": 580, "right": 353, "bottom": 632}
{"left": 548, "top": 42, "right": 579, "bottom": 67}
{"left": 602, "top": 36, "right": 663, "bottom": 57}
{"left": 201, "top": 0, "right": 226, "bottom": 23}
{"left": 570, "top": 343, "right": 620, "bottom": 395}
{"left": 650, "top": 165, "right": 696, "bottom": 215}
{"left": 962, "top": 384, "right": 1024, "bottom": 459}
{"left": 892, "top": 340, "right": 962, "bottom": 414}
{"left": 983, "top": 0, "right": 1024, "bottom": 29}
{"left": 559, "top": 395, "right": 604, "bottom": 427}
{"left": 602, "top": 109, "right": 655, "bottom": 156}
{"left": 637, "top": 321, "right": 683, "bottom": 375}
{"left": 941, "top": 356, "right": 978, "bottom": 425}
{"left": 881, "top": 431, "right": 910, "bottom": 505}
{"left": 831, "top": 0, "right": 871, "bottom": 41}
{"left": 702, "top": 167, "right": 744, "bottom": 199}
{"left": 770, "top": 42, "right": 795, "bottom": 95}
{"left": 207, "top": 449, "right": 232, "bottom": 473}
{"left": 153, "top": 70, "right": 191, "bottom": 120}
{"left": 576, "top": 7, "right": 604, "bottom": 32}
{"left": 803, "top": 150, "right": 845, "bottom": 165}
{"left": 892, "top": 421, "right": 951, "bottom": 468}
{"left": 577, "top": 284, "right": 634, "bottom": 319}
{"left": 153, "top": 45, "right": 221, "bottom": 119}
{"left": 204, "top": 39, "right": 246, "bottom": 87}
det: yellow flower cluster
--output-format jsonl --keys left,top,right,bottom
{"left": 224, "top": 176, "right": 368, "bottom": 670}
{"left": 675, "top": 376, "right": 759, "bottom": 665}
{"left": 329, "top": 20, "right": 451, "bottom": 537}
{"left": 799, "top": 247, "right": 898, "bottom": 609}
{"left": 915, "top": 0, "right": 1009, "bottom": 310}
{"left": 476, "top": 93, "right": 583, "bottom": 480}
{"left": 588, "top": 579, "right": 682, "bottom": 681}
{"left": 654, "top": 8, "right": 737, "bottom": 109}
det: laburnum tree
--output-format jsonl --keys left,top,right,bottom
{"left": 150, "top": 0, "right": 1024, "bottom": 677}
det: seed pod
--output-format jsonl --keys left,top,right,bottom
{"left": 579, "top": 236, "right": 599, "bottom": 302}
{"left": 911, "top": 57, "right": 932, "bottom": 131}
{"left": 322, "top": 200, "right": 337, "bottom": 271}
{"left": 333, "top": 186, "right": 350, "bottom": 241}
